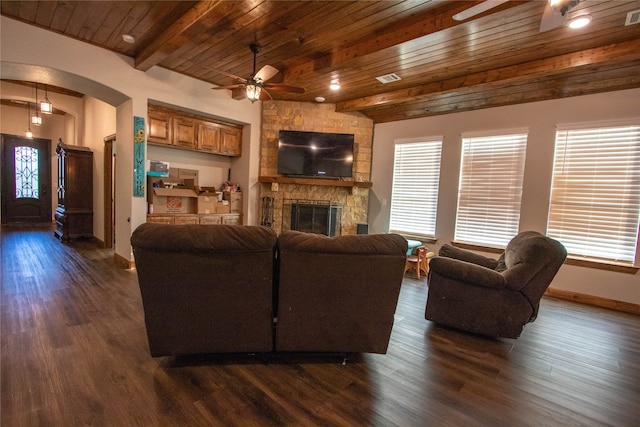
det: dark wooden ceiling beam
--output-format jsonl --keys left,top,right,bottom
{"left": 134, "top": 1, "right": 228, "bottom": 71}
{"left": 363, "top": 62, "right": 640, "bottom": 123}
{"left": 282, "top": 1, "right": 527, "bottom": 82}
{"left": 336, "top": 39, "right": 640, "bottom": 113}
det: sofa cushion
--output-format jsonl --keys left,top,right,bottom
{"left": 131, "top": 224, "right": 277, "bottom": 356}
{"left": 275, "top": 231, "right": 408, "bottom": 354}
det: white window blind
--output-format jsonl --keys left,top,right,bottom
{"left": 547, "top": 124, "right": 640, "bottom": 264}
{"left": 454, "top": 132, "right": 528, "bottom": 247}
{"left": 389, "top": 139, "right": 442, "bottom": 238}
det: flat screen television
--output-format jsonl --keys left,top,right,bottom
{"left": 277, "top": 130, "right": 354, "bottom": 178}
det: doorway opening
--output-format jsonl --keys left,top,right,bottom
{"left": 104, "top": 134, "right": 116, "bottom": 248}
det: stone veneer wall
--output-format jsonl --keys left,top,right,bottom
{"left": 260, "top": 101, "right": 374, "bottom": 235}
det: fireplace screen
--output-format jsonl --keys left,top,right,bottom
{"left": 282, "top": 199, "right": 342, "bottom": 237}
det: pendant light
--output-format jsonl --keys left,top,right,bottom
{"left": 40, "top": 84, "right": 53, "bottom": 114}
{"left": 25, "top": 103, "right": 34, "bottom": 139}
{"left": 31, "top": 83, "right": 42, "bottom": 126}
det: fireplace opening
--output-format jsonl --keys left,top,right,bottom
{"left": 282, "top": 199, "right": 342, "bottom": 236}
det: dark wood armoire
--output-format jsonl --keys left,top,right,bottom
{"left": 54, "top": 141, "right": 93, "bottom": 242}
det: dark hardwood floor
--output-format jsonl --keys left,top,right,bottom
{"left": 2, "top": 225, "right": 639, "bottom": 426}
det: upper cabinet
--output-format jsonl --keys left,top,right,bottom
{"left": 173, "top": 116, "right": 197, "bottom": 150}
{"left": 148, "top": 108, "right": 172, "bottom": 146}
{"left": 221, "top": 127, "right": 242, "bottom": 156}
{"left": 197, "top": 121, "right": 221, "bottom": 153}
{"left": 148, "top": 104, "right": 242, "bottom": 157}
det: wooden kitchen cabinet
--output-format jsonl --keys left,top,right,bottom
{"left": 148, "top": 109, "right": 172, "bottom": 146}
{"left": 146, "top": 213, "right": 242, "bottom": 225}
{"left": 221, "top": 126, "right": 242, "bottom": 156}
{"left": 147, "top": 104, "right": 242, "bottom": 157}
{"left": 172, "top": 116, "right": 197, "bottom": 150}
{"left": 197, "top": 121, "right": 221, "bottom": 153}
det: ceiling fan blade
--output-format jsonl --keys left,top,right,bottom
{"left": 263, "top": 83, "right": 305, "bottom": 94}
{"left": 211, "top": 84, "right": 244, "bottom": 90}
{"left": 259, "top": 87, "right": 273, "bottom": 101}
{"left": 205, "top": 66, "right": 247, "bottom": 83}
{"left": 254, "top": 65, "right": 279, "bottom": 83}
{"left": 452, "top": 0, "right": 509, "bottom": 21}
{"left": 539, "top": 2, "right": 566, "bottom": 32}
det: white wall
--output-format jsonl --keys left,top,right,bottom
{"left": 1, "top": 16, "right": 262, "bottom": 262}
{"left": 371, "top": 89, "right": 640, "bottom": 305}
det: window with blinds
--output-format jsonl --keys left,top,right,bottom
{"left": 547, "top": 124, "right": 640, "bottom": 264}
{"left": 389, "top": 138, "right": 442, "bottom": 238}
{"left": 454, "top": 132, "right": 528, "bottom": 247}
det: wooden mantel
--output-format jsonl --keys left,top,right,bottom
{"left": 258, "top": 176, "right": 372, "bottom": 189}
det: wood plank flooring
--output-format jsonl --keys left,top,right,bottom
{"left": 2, "top": 224, "right": 639, "bottom": 426}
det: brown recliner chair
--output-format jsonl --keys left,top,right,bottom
{"left": 425, "top": 231, "right": 567, "bottom": 338}
{"left": 131, "top": 223, "right": 277, "bottom": 356}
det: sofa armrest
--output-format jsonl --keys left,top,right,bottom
{"left": 429, "top": 257, "right": 507, "bottom": 289}
{"left": 438, "top": 244, "right": 500, "bottom": 269}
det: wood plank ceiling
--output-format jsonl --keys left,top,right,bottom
{"left": 2, "top": 0, "right": 639, "bottom": 123}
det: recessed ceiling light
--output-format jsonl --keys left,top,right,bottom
{"left": 568, "top": 14, "right": 592, "bottom": 29}
{"left": 315, "top": 96, "right": 325, "bottom": 103}
{"left": 329, "top": 80, "right": 340, "bottom": 91}
{"left": 122, "top": 34, "right": 136, "bottom": 44}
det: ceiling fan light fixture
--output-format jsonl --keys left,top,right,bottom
{"left": 549, "top": 0, "right": 580, "bottom": 16}
{"left": 568, "top": 14, "right": 592, "bottom": 29}
{"left": 246, "top": 82, "right": 261, "bottom": 102}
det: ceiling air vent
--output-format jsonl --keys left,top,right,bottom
{"left": 376, "top": 73, "right": 401, "bottom": 84}
{"left": 625, "top": 9, "right": 640, "bottom": 25}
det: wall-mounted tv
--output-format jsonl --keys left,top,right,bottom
{"left": 277, "top": 130, "right": 354, "bottom": 178}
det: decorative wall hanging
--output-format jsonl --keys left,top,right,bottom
{"left": 133, "top": 116, "right": 145, "bottom": 197}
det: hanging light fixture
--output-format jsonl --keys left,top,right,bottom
{"left": 245, "top": 79, "right": 262, "bottom": 103}
{"left": 40, "top": 84, "right": 53, "bottom": 114}
{"left": 25, "top": 103, "right": 34, "bottom": 139}
{"left": 31, "top": 83, "right": 42, "bottom": 126}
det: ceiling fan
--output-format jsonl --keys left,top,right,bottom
{"left": 211, "top": 43, "right": 305, "bottom": 102}
{"left": 452, "top": 0, "right": 584, "bottom": 33}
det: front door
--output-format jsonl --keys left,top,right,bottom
{"left": 1, "top": 134, "right": 52, "bottom": 224}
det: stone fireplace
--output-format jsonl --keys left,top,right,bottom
{"left": 259, "top": 101, "right": 374, "bottom": 235}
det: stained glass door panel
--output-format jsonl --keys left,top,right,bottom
{"left": 1, "top": 134, "right": 52, "bottom": 223}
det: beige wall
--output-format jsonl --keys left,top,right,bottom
{"left": 371, "top": 89, "right": 640, "bottom": 305}
{"left": 82, "top": 96, "right": 116, "bottom": 244}
{"left": 259, "top": 101, "right": 373, "bottom": 235}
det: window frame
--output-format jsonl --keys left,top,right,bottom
{"left": 453, "top": 129, "right": 529, "bottom": 248}
{"left": 388, "top": 136, "right": 443, "bottom": 239}
{"left": 547, "top": 121, "right": 640, "bottom": 267}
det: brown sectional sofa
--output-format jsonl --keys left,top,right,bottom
{"left": 131, "top": 224, "right": 408, "bottom": 357}
{"left": 276, "top": 230, "right": 409, "bottom": 354}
